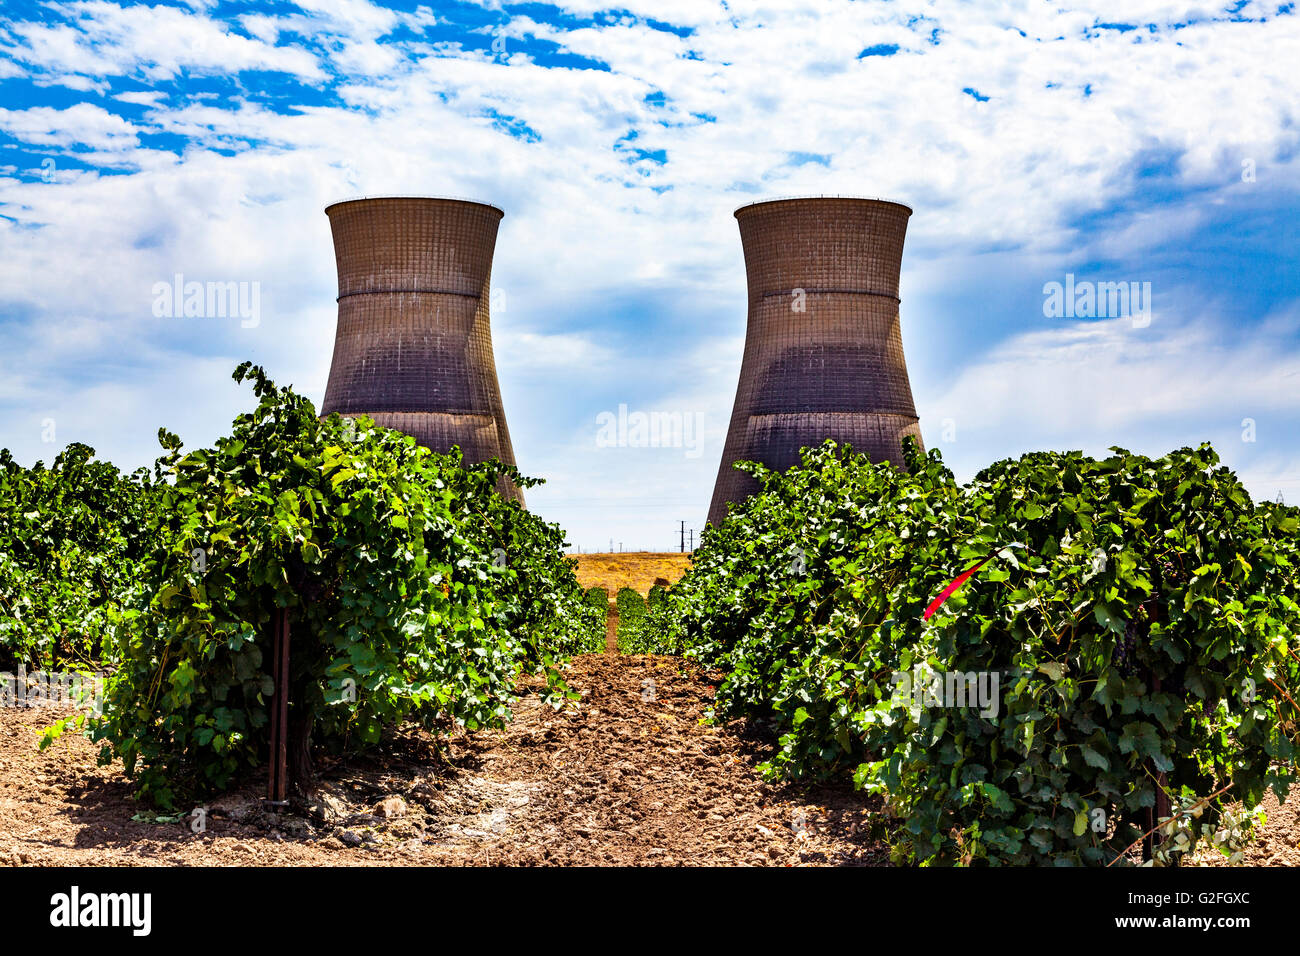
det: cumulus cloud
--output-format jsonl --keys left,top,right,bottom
{"left": 917, "top": 304, "right": 1300, "bottom": 499}
{"left": 0, "top": 0, "right": 1297, "bottom": 547}
{"left": 0, "top": 102, "right": 140, "bottom": 150}
{"left": 1, "top": 1, "right": 327, "bottom": 83}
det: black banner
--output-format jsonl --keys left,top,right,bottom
{"left": 0, "top": 864, "right": 1280, "bottom": 942}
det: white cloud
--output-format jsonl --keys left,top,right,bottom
{"left": 2, "top": 1, "right": 327, "bottom": 83}
{"left": 497, "top": 330, "right": 615, "bottom": 372}
{"left": 918, "top": 304, "right": 1300, "bottom": 501}
{"left": 0, "top": 0, "right": 1298, "bottom": 546}
{"left": 0, "top": 102, "right": 140, "bottom": 150}
{"left": 113, "top": 89, "right": 165, "bottom": 106}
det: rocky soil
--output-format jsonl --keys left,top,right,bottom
{"left": 0, "top": 654, "right": 889, "bottom": 866}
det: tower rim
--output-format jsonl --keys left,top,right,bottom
{"left": 324, "top": 195, "right": 505, "bottom": 218}
{"left": 733, "top": 195, "right": 912, "bottom": 218}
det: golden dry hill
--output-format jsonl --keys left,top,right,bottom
{"left": 570, "top": 552, "right": 691, "bottom": 598}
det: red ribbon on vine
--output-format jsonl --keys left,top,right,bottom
{"left": 923, "top": 544, "right": 1025, "bottom": 622}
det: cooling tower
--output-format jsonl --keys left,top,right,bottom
{"left": 321, "top": 196, "right": 523, "bottom": 504}
{"left": 706, "top": 197, "right": 923, "bottom": 526}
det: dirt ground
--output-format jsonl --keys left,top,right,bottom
{"left": 1193, "top": 790, "right": 1300, "bottom": 866}
{"left": 0, "top": 654, "right": 888, "bottom": 867}
{"left": 2, "top": 650, "right": 1296, "bottom": 867}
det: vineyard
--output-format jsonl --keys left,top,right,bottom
{"left": 1, "top": 370, "right": 1298, "bottom": 866}
{"left": 4, "top": 365, "right": 602, "bottom": 810}
{"left": 640, "top": 439, "right": 1300, "bottom": 865}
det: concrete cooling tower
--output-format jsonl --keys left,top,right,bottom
{"left": 707, "top": 197, "right": 923, "bottom": 527}
{"left": 320, "top": 196, "right": 523, "bottom": 504}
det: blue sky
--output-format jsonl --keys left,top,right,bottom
{"left": 1, "top": 0, "right": 1298, "bottom": 551}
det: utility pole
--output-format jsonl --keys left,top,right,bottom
{"left": 680, "top": 520, "right": 685, "bottom": 553}
{"left": 689, "top": 529, "right": 694, "bottom": 551}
